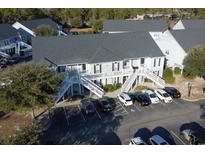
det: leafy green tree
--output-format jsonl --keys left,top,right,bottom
{"left": 34, "top": 25, "right": 57, "bottom": 36}
{"left": 183, "top": 45, "right": 205, "bottom": 79}
{"left": 91, "top": 20, "right": 103, "bottom": 32}
{"left": 163, "top": 68, "right": 175, "bottom": 83}
{"left": 0, "top": 124, "right": 44, "bottom": 145}
{"left": 0, "top": 63, "right": 63, "bottom": 113}
{"left": 70, "top": 18, "right": 83, "bottom": 28}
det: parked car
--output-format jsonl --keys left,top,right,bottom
{"left": 124, "top": 92, "right": 136, "bottom": 102}
{"left": 134, "top": 92, "right": 151, "bottom": 106}
{"left": 144, "top": 89, "right": 159, "bottom": 104}
{"left": 129, "top": 137, "right": 147, "bottom": 145}
{"left": 98, "top": 97, "right": 116, "bottom": 112}
{"left": 149, "top": 135, "right": 169, "bottom": 145}
{"left": 163, "top": 87, "right": 181, "bottom": 98}
{"left": 180, "top": 129, "right": 205, "bottom": 145}
{"left": 154, "top": 89, "right": 172, "bottom": 103}
{"left": 117, "top": 92, "right": 133, "bottom": 106}
{"left": 81, "top": 98, "right": 96, "bottom": 115}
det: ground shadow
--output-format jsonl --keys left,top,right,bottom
{"left": 134, "top": 128, "right": 152, "bottom": 143}
{"left": 40, "top": 104, "right": 123, "bottom": 145}
{"left": 200, "top": 103, "right": 205, "bottom": 120}
{"left": 152, "top": 126, "right": 176, "bottom": 145}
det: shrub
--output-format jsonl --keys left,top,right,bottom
{"left": 134, "top": 85, "right": 148, "bottom": 92}
{"left": 103, "top": 83, "right": 122, "bottom": 92}
{"left": 162, "top": 68, "right": 175, "bottom": 84}
{"left": 174, "top": 67, "right": 182, "bottom": 74}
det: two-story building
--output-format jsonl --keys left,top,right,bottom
{"left": 12, "top": 18, "right": 67, "bottom": 42}
{"left": 0, "top": 23, "right": 32, "bottom": 61}
{"left": 32, "top": 32, "right": 165, "bottom": 103}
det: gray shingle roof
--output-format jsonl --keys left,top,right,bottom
{"left": 103, "top": 20, "right": 167, "bottom": 32}
{"left": 170, "top": 29, "right": 205, "bottom": 52}
{"left": 32, "top": 32, "right": 164, "bottom": 65}
{"left": 182, "top": 19, "right": 205, "bottom": 29}
{"left": 0, "top": 24, "right": 19, "bottom": 40}
{"left": 19, "top": 18, "right": 59, "bottom": 31}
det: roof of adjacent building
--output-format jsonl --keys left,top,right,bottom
{"left": 19, "top": 18, "right": 59, "bottom": 31}
{"left": 0, "top": 24, "right": 19, "bottom": 40}
{"left": 103, "top": 19, "right": 167, "bottom": 32}
{"left": 32, "top": 32, "right": 164, "bottom": 65}
{"left": 170, "top": 29, "right": 205, "bottom": 52}
{"left": 181, "top": 19, "right": 205, "bottom": 29}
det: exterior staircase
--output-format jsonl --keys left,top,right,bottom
{"left": 121, "top": 67, "right": 165, "bottom": 92}
{"left": 54, "top": 71, "right": 105, "bottom": 104}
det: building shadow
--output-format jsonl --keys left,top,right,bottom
{"left": 97, "top": 132, "right": 122, "bottom": 145}
{"left": 152, "top": 126, "right": 176, "bottom": 145}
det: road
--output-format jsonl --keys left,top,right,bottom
{"left": 41, "top": 98, "right": 205, "bottom": 145}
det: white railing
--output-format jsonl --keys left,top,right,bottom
{"left": 121, "top": 70, "right": 138, "bottom": 92}
{"left": 138, "top": 68, "right": 165, "bottom": 87}
{"left": 0, "top": 51, "right": 10, "bottom": 58}
{"left": 80, "top": 76, "right": 104, "bottom": 98}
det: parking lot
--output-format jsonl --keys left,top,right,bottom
{"left": 42, "top": 98, "right": 205, "bottom": 145}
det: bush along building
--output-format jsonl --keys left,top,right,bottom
{"left": 32, "top": 32, "right": 166, "bottom": 103}
{"left": 0, "top": 23, "right": 32, "bottom": 67}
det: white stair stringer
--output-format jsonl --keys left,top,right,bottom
{"left": 54, "top": 72, "right": 105, "bottom": 104}
{"left": 121, "top": 70, "right": 139, "bottom": 92}
{"left": 80, "top": 75, "right": 105, "bottom": 98}
{"left": 138, "top": 68, "right": 165, "bottom": 88}
{"left": 54, "top": 75, "right": 78, "bottom": 103}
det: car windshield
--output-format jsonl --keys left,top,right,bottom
{"left": 86, "top": 104, "right": 94, "bottom": 110}
{"left": 138, "top": 143, "right": 145, "bottom": 145}
{"left": 126, "top": 99, "right": 132, "bottom": 101}
{"left": 102, "top": 101, "right": 109, "bottom": 106}
{"left": 163, "top": 93, "right": 169, "bottom": 97}
{"left": 150, "top": 94, "right": 156, "bottom": 98}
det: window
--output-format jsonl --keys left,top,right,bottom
{"left": 123, "top": 60, "right": 130, "bottom": 68}
{"left": 82, "top": 64, "right": 86, "bottom": 71}
{"left": 57, "top": 66, "right": 66, "bottom": 73}
{"left": 94, "top": 64, "right": 101, "bottom": 74}
{"left": 158, "top": 58, "right": 161, "bottom": 66}
{"left": 140, "top": 58, "right": 145, "bottom": 65}
{"left": 112, "top": 62, "right": 119, "bottom": 71}
{"left": 154, "top": 59, "right": 156, "bottom": 67}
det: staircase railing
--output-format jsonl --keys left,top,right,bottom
{"left": 80, "top": 75, "right": 104, "bottom": 98}
{"left": 121, "top": 70, "right": 138, "bottom": 92}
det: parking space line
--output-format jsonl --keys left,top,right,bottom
{"left": 63, "top": 107, "right": 70, "bottom": 127}
{"left": 117, "top": 101, "right": 129, "bottom": 114}
{"left": 170, "top": 130, "right": 186, "bottom": 145}
{"left": 150, "top": 105, "right": 154, "bottom": 109}
{"left": 133, "top": 104, "right": 141, "bottom": 112}
{"left": 173, "top": 100, "right": 178, "bottom": 104}
{"left": 114, "top": 107, "right": 124, "bottom": 112}
{"left": 77, "top": 105, "right": 86, "bottom": 122}
{"left": 159, "top": 101, "right": 166, "bottom": 106}
{"left": 94, "top": 106, "right": 103, "bottom": 121}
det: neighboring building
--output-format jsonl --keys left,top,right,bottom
{"left": 0, "top": 23, "right": 32, "bottom": 62}
{"left": 172, "top": 19, "right": 205, "bottom": 30}
{"left": 151, "top": 29, "right": 205, "bottom": 68}
{"left": 12, "top": 18, "right": 67, "bottom": 40}
{"left": 103, "top": 19, "right": 168, "bottom": 34}
{"left": 32, "top": 32, "right": 165, "bottom": 103}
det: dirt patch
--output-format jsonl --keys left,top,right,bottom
{"left": 69, "top": 28, "right": 93, "bottom": 33}
{"left": 167, "top": 74, "right": 205, "bottom": 100}
{"left": 0, "top": 112, "right": 32, "bottom": 140}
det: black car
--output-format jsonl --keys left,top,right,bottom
{"left": 134, "top": 92, "right": 151, "bottom": 106}
{"left": 163, "top": 87, "right": 181, "bottom": 98}
{"left": 98, "top": 97, "right": 116, "bottom": 112}
{"left": 81, "top": 98, "right": 96, "bottom": 115}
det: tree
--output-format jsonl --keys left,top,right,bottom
{"left": 183, "top": 45, "right": 205, "bottom": 79}
{"left": 34, "top": 25, "right": 57, "bottom": 36}
{"left": 0, "top": 63, "right": 63, "bottom": 113}
{"left": 0, "top": 124, "right": 44, "bottom": 145}
{"left": 70, "top": 18, "right": 83, "bottom": 28}
{"left": 91, "top": 20, "right": 103, "bottom": 32}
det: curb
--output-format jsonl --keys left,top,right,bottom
{"left": 181, "top": 97, "right": 205, "bottom": 102}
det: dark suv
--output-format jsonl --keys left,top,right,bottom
{"left": 98, "top": 97, "right": 116, "bottom": 112}
{"left": 134, "top": 92, "right": 151, "bottom": 106}
{"left": 81, "top": 98, "right": 96, "bottom": 115}
{"left": 163, "top": 87, "right": 181, "bottom": 98}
